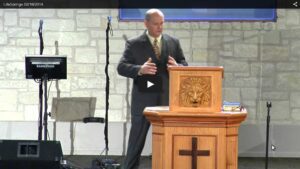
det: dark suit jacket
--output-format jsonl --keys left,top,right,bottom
{"left": 117, "top": 32, "right": 188, "bottom": 116}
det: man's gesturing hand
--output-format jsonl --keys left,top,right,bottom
{"left": 167, "top": 56, "right": 178, "bottom": 67}
{"left": 139, "top": 58, "right": 157, "bottom": 75}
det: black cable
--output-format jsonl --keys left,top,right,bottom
{"left": 43, "top": 74, "right": 48, "bottom": 140}
{"left": 104, "top": 16, "right": 113, "bottom": 154}
{"left": 38, "top": 19, "right": 44, "bottom": 141}
{"left": 38, "top": 80, "right": 43, "bottom": 141}
{"left": 38, "top": 20, "right": 44, "bottom": 55}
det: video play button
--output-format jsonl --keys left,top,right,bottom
{"left": 147, "top": 81, "right": 154, "bottom": 88}
{"left": 136, "top": 75, "right": 162, "bottom": 92}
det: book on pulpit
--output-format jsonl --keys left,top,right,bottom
{"left": 222, "top": 101, "right": 242, "bottom": 112}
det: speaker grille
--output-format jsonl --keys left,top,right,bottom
{"left": 0, "top": 140, "right": 63, "bottom": 169}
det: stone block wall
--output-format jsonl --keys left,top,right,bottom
{"left": 0, "top": 9, "right": 299, "bottom": 126}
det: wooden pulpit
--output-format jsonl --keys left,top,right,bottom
{"left": 144, "top": 66, "right": 247, "bottom": 169}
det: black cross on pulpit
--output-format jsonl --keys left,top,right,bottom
{"left": 179, "top": 137, "right": 210, "bottom": 169}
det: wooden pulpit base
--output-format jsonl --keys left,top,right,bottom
{"left": 144, "top": 106, "right": 247, "bottom": 169}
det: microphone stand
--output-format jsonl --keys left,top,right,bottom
{"left": 104, "top": 16, "right": 113, "bottom": 155}
{"left": 265, "top": 101, "right": 272, "bottom": 169}
{"left": 88, "top": 16, "right": 119, "bottom": 169}
{"left": 87, "top": 17, "right": 116, "bottom": 169}
{"left": 38, "top": 20, "right": 44, "bottom": 141}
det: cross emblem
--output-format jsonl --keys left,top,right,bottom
{"left": 179, "top": 137, "right": 210, "bottom": 169}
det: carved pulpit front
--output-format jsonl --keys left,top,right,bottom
{"left": 144, "top": 66, "right": 247, "bottom": 169}
{"left": 169, "top": 66, "right": 223, "bottom": 113}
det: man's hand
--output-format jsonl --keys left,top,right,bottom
{"left": 139, "top": 58, "right": 157, "bottom": 75}
{"left": 167, "top": 56, "right": 178, "bottom": 67}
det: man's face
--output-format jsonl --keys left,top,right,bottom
{"left": 145, "top": 13, "right": 164, "bottom": 38}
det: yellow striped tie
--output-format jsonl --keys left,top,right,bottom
{"left": 153, "top": 38, "right": 160, "bottom": 59}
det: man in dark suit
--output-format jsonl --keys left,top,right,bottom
{"left": 117, "top": 8, "right": 188, "bottom": 169}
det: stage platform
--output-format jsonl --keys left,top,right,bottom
{"left": 64, "top": 155, "right": 300, "bottom": 169}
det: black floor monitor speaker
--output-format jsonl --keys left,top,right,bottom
{"left": 0, "top": 140, "right": 63, "bottom": 169}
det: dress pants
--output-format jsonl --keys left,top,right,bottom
{"left": 122, "top": 114, "right": 150, "bottom": 169}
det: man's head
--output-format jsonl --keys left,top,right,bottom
{"left": 144, "top": 9, "right": 164, "bottom": 38}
